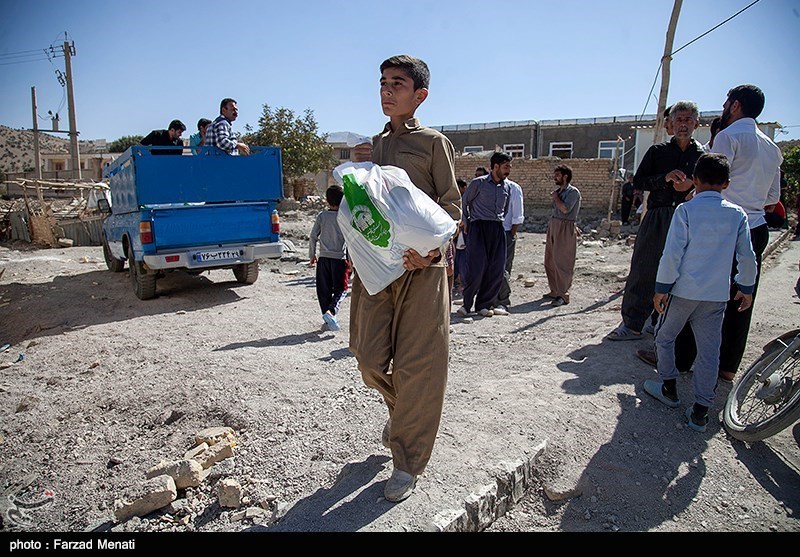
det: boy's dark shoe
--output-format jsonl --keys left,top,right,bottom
{"left": 643, "top": 379, "right": 680, "bottom": 408}
{"left": 686, "top": 405, "right": 709, "bottom": 432}
{"left": 636, "top": 349, "right": 657, "bottom": 368}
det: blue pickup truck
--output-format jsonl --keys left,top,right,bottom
{"left": 99, "top": 145, "right": 284, "bottom": 299}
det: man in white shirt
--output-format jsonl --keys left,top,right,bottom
{"left": 493, "top": 177, "right": 525, "bottom": 315}
{"left": 675, "top": 84, "right": 783, "bottom": 383}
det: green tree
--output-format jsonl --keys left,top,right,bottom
{"left": 242, "top": 105, "right": 337, "bottom": 181}
{"left": 108, "top": 135, "right": 144, "bottom": 153}
{"left": 782, "top": 145, "right": 799, "bottom": 220}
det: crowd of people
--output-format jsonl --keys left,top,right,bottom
{"left": 138, "top": 56, "right": 787, "bottom": 503}
{"left": 313, "top": 62, "right": 786, "bottom": 503}
{"left": 605, "top": 86, "right": 783, "bottom": 431}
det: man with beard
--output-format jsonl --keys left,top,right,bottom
{"left": 607, "top": 101, "right": 704, "bottom": 341}
{"left": 457, "top": 152, "right": 512, "bottom": 318}
{"left": 140, "top": 119, "right": 186, "bottom": 155}
{"left": 544, "top": 164, "right": 581, "bottom": 307}
{"left": 675, "top": 85, "right": 782, "bottom": 382}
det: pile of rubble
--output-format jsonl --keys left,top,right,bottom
{"left": 108, "top": 426, "right": 282, "bottom": 531}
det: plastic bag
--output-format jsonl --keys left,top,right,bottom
{"left": 333, "top": 161, "right": 457, "bottom": 295}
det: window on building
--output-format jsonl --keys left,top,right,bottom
{"left": 504, "top": 144, "right": 525, "bottom": 158}
{"left": 598, "top": 140, "right": 624, "bottom": 167}
{"left": 53, "top": 161, "right": 65, "bottom": 171}
{"left": 549, "top": 142, "right": 573, "bottom": 158}
{"left": 463, "top": 145, "right": 484, "bottom": 153}
{"left": 339, "top": 148, "right": 350, "bottom": 160}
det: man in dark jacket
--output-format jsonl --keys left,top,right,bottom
{"left": 607, "top": 101, "right": 705, "bottom": 341}
{"left": 140, "top": 119, "right": 186, "bottom": 155}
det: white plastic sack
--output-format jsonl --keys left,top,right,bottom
{"left": 333, "top": 161, "right": 457, "bottom": 295}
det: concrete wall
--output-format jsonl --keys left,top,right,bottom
{"left": 539, "top": 122, "right": 635, "bottom": 170}
{"left": 455, "top": 155, "right": 618, "bottom": 220}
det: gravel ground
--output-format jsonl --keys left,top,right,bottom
{"left": 0, "top": 207, "right": 798, "bottom": 534}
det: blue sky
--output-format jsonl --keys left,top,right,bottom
{"left": 1, "top": 0, "right": 798, "bottom": 144}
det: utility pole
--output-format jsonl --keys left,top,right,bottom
{"left": 30, "top": 87, "right": 44, "bottom": 204}
{"left": 643, "top": 0, "right": 682, "bottom": 220}
{"left": 63, "top": 39, "right": 81, "bottom": 180}
{"left": 653, "top": 0, "right": 682, "bottom": 146}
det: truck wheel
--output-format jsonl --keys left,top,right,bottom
{"left": 233, "top": 262, "right": 259, "bottom": 284}
{"left": 102, "top": 234, "right": 125, "bottom": 272}
{"left": 129, "top": 256, "right": 157, "bottom": 300}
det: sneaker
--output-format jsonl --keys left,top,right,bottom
{"left": 492, "top": 305, "right": 509, "bottom": 316}
{"left": 384, "top": 468, "right": 417, "bottom": 502}
{"left": 718, "top": 370, "right": 736, "bottom": 383}
{"left": 478, "top": 308, "right": 494, "bottom": 317}
{"left": 323, "top": 311, "right": 340, "bottom": 331}
{"left": 456, "top": 306, "right": 469, "bottom": 317}
{"left": 643, "top": 379, "right": 680, "bottom": 408}
{"left": 685, "top": 406, "right": 708, "bottom": 432}
{"left": 642, "top": 322, "right": 656, "bottom": 335}
{"left": 320, "top": 323, "right": 330, "bottom": 332}
{"left": 551, "top": 297, "right": 567, "bottom": 307}
{"left": 543, "top": 292, "right": 558, "bottom": 300}
{"left": 607, "top": 323, "right": 642, "bottom": 341}
{"left": 381, "top": 418, "right": 391, "bottom": 449}
{"left": 636, "top": 349, "right": 657, "bottom": 368}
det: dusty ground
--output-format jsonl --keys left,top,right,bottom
{"left": 0, "top": 206, "right": 798, "bottom": 534}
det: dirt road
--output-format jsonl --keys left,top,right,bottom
{"left": 0, "top": 215, "right": 797, "bottom": 533}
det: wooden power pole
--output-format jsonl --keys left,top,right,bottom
{"left": 30, "top": 87, "right": 44, "bottom": 204}
{"left": 642, "top": 0, "right": 682, "bottom": 220}
{"left": 64, "top": 39, "right": 81, "bottom": 180}
{"left": 653, "top": 0, "right": 683, "bottom": 146}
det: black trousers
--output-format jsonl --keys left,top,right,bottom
{"left": 675, "top": 224, "right": 770, "bottom": 373}
{"left": 495, "top": 230, "right": 517, "bottom": 307}
{"left": 621, "top": 206, "right": 675, "bottom": 332}
{"left": 316, "top": 257, "right": 351, "bottom": 316}
{"left": 462, "top": 220, "right": 506, "bottom": 312}
{"left": 621, "top": 197, "right": 633, "bottom": 224}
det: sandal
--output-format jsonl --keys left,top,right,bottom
{"left": 607, "top": 323, "right": 642, "bottom": 341}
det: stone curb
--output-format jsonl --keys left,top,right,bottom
{"left": 427, "top": 440, "right": 548, "bottom": 532}
{"left": 764, "top": 228, "right": 793, "bottom": 259}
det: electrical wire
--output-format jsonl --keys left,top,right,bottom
{"left": 0, "top": 49, "right": 50, "bottom": 60}
{"left": 639, "top": 0, "right": 762, "bottom": 117}
{"left": 671, "top": 0, "right": 761, "bottom": 56}
{"left": 0, "top": 57, "right": 50, "bottom": 66}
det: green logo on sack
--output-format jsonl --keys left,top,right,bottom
{"left": 342, "top": 173, "right": 392, "bottom": 248}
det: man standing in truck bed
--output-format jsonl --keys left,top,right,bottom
{"left": 140, "top": 119, "right": 186, "bottom": 155}
{"left": 205, "top": 98, "right": 250, "bottom": 156}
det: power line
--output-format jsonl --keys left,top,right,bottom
{"left": 639, "top": 0, "right": 762, "bottom": 117}
{"left": 0, "top": 49, "right": 50, "bottom": 60}
{"left": 0, "top": 57, "right": 50, "bottom": 67}
{"left": 671, "top": 0, "right": 761, "bottom": 56}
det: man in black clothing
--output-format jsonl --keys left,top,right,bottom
{"left": 620, "top": 173, "right": 636, "bottom": 224}
{"left": 140, "top": 119, "right": 186, "bottom": 155}
{"left": 607, "top": 100, "right": 705, "bottom": 341}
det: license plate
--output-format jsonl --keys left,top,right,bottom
{"left": 194, "top": 249, "right": 244, "bottom": 263}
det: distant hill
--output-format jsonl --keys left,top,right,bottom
{"left": 777, "top": 139, "right": 799, "bottom": 152}
{"left": 0, "top": 124, "right": 70, "bottom": 174}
